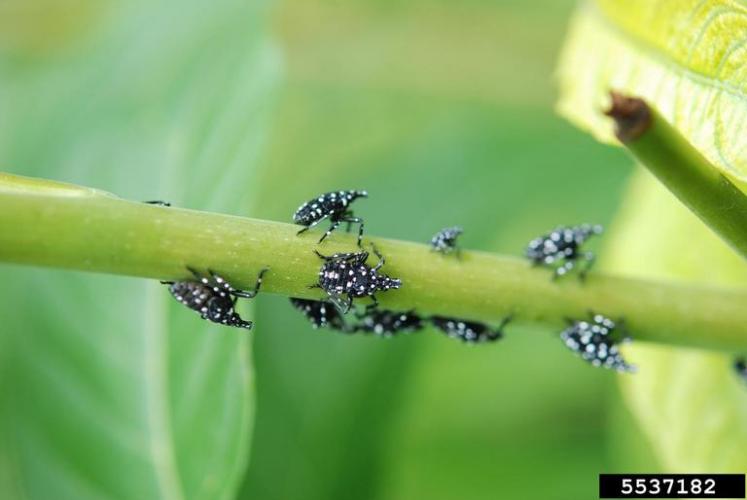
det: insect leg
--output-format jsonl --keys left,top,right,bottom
{"left": 578, "top": 252, "right": 596, "bottom": 281}
{"left": 319, "top": 219, "right": 343, "bottom": 244}
{"left": 347, "top": 251, "right": 369, "bottom": 265}
{"left": 356, "top": 219, "right": 365, "bottom": 248}
{"left": 327, "top": 293, "right": 351, "bottom": 315}
{"left": 185, "top": 266, "right": 203, "bottom": 280}
{"left": 315, "top": 249, "right": 367, "bottom": 263}
{"left": 314, "top": 249, "right": 333, "bottom": 261}
{"left": 296, "top": 214, "right": 329, "bottom": 235}
{"left": 341, "top": 215, "right": 364, "bottom": 247}
{"left": 357, "top": 221, "right": 365, "bottom": 248}
{"left": 370, "top": 244, "right": 385, "bottom": 271}
{"left": 342, "top": 210, "right": 354, "bottom": 233}
{"left": 232, "top": 267, "right": 269, "bottom": 298}
{"left": 492, "top": 313, "right": 514, "bottom": 338}
{"left": 345, "top": 294, "right": 354, "bottom": 314}
{"left": 365, "top": 295, "right": 379, "bottom": 311}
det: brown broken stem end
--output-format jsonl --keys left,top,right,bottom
{"left": 604, "top": 91, "right": 652, "bottom": 143}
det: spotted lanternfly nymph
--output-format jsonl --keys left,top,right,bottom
{"left": 429, "top": 314, "right": 512, "bottom": 343}
{"left": 293, "top": 190, "right": 368, "bottom": 247}
{"left": 560, "top": 313, "right": 635, "bottom": 373}
{"left": 163, "top": 267, "right": 268, "bottom": 330}
{"left": 430, "top": 226, "right": 463, "bottom": 256}
{"left": 311, "top": 244, "right": 402, "bottom": 314}
{"left": 525, "top": 224, "right": 602, "bottom": 279}
{"left": 289, "top": 297, "right": 353, "bottom": 333}
{"left": 355, "top": 309, "right": 424, "bottom": 337}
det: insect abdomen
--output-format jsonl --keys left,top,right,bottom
{"left": 168, "top": 282, "right": 211, "bottom": 311}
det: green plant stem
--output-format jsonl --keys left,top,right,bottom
{"left": 606, "top": 92, "right": 747, "bottom": 259}
{"left": 0, "top": 173, "right": 745, "bottom": 352}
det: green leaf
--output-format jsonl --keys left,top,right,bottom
{"left": 556, "top": 0, "right": 747, "bottom": 191}
{"left": 0, "top": 0, "right": 279, "bottom": 498}
{"left": 557, "top": 0, "right": 747, "bottom": 472}
{"left": 602, "top": 168, "right": 747, "bottom": 471}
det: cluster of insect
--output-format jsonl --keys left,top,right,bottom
{"left": 157, "top": 190, "right": 636, "bottom": 373}
{"left": 289, "top": 297, "right": 510, "bottom": 342}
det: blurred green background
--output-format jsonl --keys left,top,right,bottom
{"left": 0, "top": 0, "right": 658, "bottom": 499}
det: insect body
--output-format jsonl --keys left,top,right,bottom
{"left": 312, "top": 245, "right": 402, "bottom": 314}
{"left": 289, "top": 298, "right": 352, "bottom": 333}
{"left": 163, "top": 267, "right": 268, "bottom": 330}
{"left": 430, "top": 226, "right": 463, "bottom": 256}
{"left": 429, "top": 314, "right": 512, "bottom": 343}
{"left": 560, "top": 313, "right": 635, "bottom": 373}
{"left": 355, "top": 309, "right": 424, "bottom": 337}
{"left": 525, "top": 224, "right": 602, "bottom": 279}
{"left": 294, "top": 190, "right": 368, "bottom": 247}
{"left": 144, "top": 200, "right": 171, "bottom": 207}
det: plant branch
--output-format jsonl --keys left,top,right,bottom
{"left": 606, "top": 91, "right": 747, "bottom": 259}
{"left": 0, "top": 173, "right": 746, "bottom": 352}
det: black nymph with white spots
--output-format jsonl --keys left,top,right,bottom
{"left": 293, "top": 190, "right": 368, "bottom": 247}
{"left": 560, "top": 313, "right": 635, "bottom": 373}
{"left": 429, "top": 314, "right": 512, "bottom": 343}
{"left": 355, "top": 309, "right": 424, "bottom": 337}
{"left": 289, "top": 297, "right": 353, "bottom": 333}
{"left": 430, "top": 226, "right": 463, "bottom": 256}
{"left": 525, "top": 224, "right": 602, "bottom": 279}
{"left": 163, "top": 267, "right": 268, "bottom": 330}
{"left": 311, "top": 244, "right": 402, "bottom": 314}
